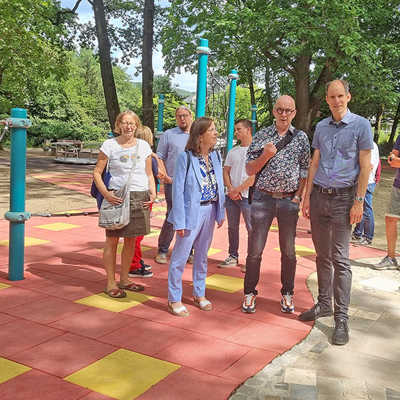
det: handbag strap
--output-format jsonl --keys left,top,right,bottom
{"left": 253, "top": 128, "right": 299, "bottom": 188}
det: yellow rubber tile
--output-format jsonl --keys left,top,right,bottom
{"left": 31, "top": 174, "right": 56, "bottom": 179}
{"left": 151, "top": 206, "right": 167, "bottom": 212}
{"left": 53, "top": 209, "right": 84, "bottom": 215}
{"left": 75, "top": 291, "right": 154, "bottom": 313}
{"left": 0, "top": 358, "right": 31, "bottom": 384}
{"left": 207, "top": 247, "right": 221, "bottom": 256}
{"left": 205, "top": 273, "right": 243, "bottom": 293}
{"left": 270, "top": 225, "right": 278, "bottom": 231}
{"left": 34, "top": 222, "right": 81, "bottom": 231}
{"left": 0, "top": 237, "right": 51, "bottom": 247}
{"left": 274, "top": 245, "right": 316, "bottom": 257}
{"left": 65, "top": 349, "right": 180, "bottom": 400}
{"left": 146, "top": 228, "right": 161, "bottom": 238}
{"left": 141, "top": 246, "right": 152, "bottom": 253}
{"left": 0, "top": 283, "right": 11, "bottom": 290}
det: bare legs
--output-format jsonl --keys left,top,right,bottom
{"left": 385, "top": 216, "right": 398, "bottom": 258}
{"left": 103, "top": 236, "right": 136, "bottom": 291}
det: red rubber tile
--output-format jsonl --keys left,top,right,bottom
{"left": 11, "top": 333, "right": 117, "bottom": 378}
{"left": 226, "top": 320, "right": 307, "bottom": 353}
{"left": 100, "top": 318, "right": 188, "bottom": 356}
{"left": 137, "top": 366, "right": 238, "bottom": 400}
{"left": 0, "top": 319, "right": 64, "bottom": 357}
{"left": 6, "top": 297, "right": 89, "bottom": 324}
{"left": 79, "top": 392, "right": 115, "bottom": 400}
{"left": 49, "top": 308, "right": 132, "bottom": 339}
{"left": 220, "top": 348, "right": 277, "bottom": 382}
{"left": 154, "top": 331, "right": 250, "bottom": 375}
{"left": 0, "top": 370, "right": 89, "bottom": 400}
{"left": 0, "top": 312, "right": 16, "bottom": 325}
{"left": 0, "top": 286, "right": 49, "bottom": 310}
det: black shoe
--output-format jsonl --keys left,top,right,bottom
{"left": 128, "top": 266, "right": 153, "bottom": 278}
{"left": 140, "top": 259, "right": 152, "bottom": 271}
{"left": 298, "top": 303, "right": 333, "bottom": 321}
{"left": 332, "top": 318, "right": 349, "bottom": 345}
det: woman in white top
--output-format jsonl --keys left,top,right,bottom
{"left": 93, "top": 111, "right": 156, "bottom": 298}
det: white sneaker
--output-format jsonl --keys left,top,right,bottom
{"left": 372, "top": 256, "right": 399, "bottom": 270}
{"left": 242, "top": 293, "right": 256, "bottom": 313}
{"left": 218, "top": 255, "right": 238, "bottom": 268}
{"left": 281, "top": 294, "right": 295, "bottom": 313}
{"left": 155, "top": 253, "right": 167, "bottom": 264}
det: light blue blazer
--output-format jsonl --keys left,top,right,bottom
{"left": 168, "top": 150, "right": 225, "bottom": 231}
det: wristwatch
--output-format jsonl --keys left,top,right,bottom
{"left": 355, "top": 196, "right": 364, "bottom": 202}
{"left": 293, "top": 195, "right": 302, "bottom": 202}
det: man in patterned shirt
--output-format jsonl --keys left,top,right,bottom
{"left": 241, "top": 95, "right": 310, "bottom": 315}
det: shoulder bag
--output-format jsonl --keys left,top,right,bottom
{"left": 248, "top": 129, "right": 299, "bottom": 204}
{"left": 98, "top": 144, "right": 138, "bottom": 230}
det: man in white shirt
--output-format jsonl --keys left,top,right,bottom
{"left": 219, "top": 119, "right": 254, "bottom": 271}
{"left": 351, "top": 141, "right": 380, "bottom": 245}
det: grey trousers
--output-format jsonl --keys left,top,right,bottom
{"left": 310, "top": 188, "right": 354, "bottom": 320}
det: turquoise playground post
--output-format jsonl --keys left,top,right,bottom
{"left": 195, "top": 38, "right": 210, "bottom": 118}
{"left": 156, "top": 94, "right": 165, "bottom": 142}
{"left": 251, "top": 104, "right": 257, "bottom": 136}
{"left": 226, "top": 69, "right": 239, "bottom": 152}
{"left": 4, "top": 108, "right": 31, "bottom": 281}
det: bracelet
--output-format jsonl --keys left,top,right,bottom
{"left": 293, "top": 195, "right": 302, "bottom": 202}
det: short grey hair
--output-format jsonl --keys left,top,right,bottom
{"left": 175, "top": 106, "right": 192, "bottom": 115}
{"left": 325, "top": 79, "right": 350, "bottom": 95}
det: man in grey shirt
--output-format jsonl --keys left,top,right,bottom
{"left": 155, "top": 106, "right": 193, "bottom": 264}
{"left": 300, "top": 80, "right": 373, "bottom": 345}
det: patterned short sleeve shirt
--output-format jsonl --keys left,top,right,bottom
{"left": 247, "top": 124, "right": 310, "bottom": 193}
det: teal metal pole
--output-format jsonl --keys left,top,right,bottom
{"left": 226, "top": 69, "right": 239, "bottom": 152}
{"left": 5, "top": 108, "right": 31, "bottom": 281}
{"left": 195, "top": 38, "right": 210, "bottom": 118}
{"left": 155, "top": 94, "right": 165, "bottom": 144}
{"left": 251, "top": 104, "right": 257, "bottom": 136}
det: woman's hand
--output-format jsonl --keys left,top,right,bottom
{"left": 176, "top": 229, "right": 185, "bottom": 237}
{"left": 217, "top": 219, "right": 225, "bottom": 228}
{"left": 143, "top": 192, "right": 156, "bottom": 209}
{"left": 104, "top": 191, "right": 123, "bottom": 205}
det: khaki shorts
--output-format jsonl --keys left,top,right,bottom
{"left": 386, "top": 186, "right": 400, "bottom": 219}
{"left": 106, "top": 191, "right": 150, "bottom": 237}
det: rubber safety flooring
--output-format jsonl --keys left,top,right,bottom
{"left": 0, "top": 172, "right": 387, "bottom": 400}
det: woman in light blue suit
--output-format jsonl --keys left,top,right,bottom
{"left": 167, "top": 117, "right": 225, "bottom": 316}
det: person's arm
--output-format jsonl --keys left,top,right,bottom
{"left": 144, "top": 155, "right": 156, "bottom": 207}
{"left": 93, "top": 151, "right": 122, "bottom": 205}
{"left": 302, "top": 149, "right": 320, "bottom": 218}
{"left": 246, "top": 142, "right": 277, "bottom": 176}
{"left": 350, "top": 149, "right": 371, "bottom": 224}
{"left": 388, "top": 149, "right": 400, "bottom": 168}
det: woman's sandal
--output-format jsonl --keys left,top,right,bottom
{"left": 118, "top": 282, "right": 145, "bottom": 292}
{"left": 193, "top": 297, "right": 212, "bottom": 311}
{"left": 104, "top": 288, "right": 127, "bottom": 298}
{"left": 168, "top": 302, "right": 189, "bottom": 317}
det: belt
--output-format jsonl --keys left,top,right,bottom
{"left": 200, "top": 199, "right": 217, "bottom": 206}
{"left": 313, "top": 184, "right": 354, "bottom": 195}
{"left": 259, "top": 189, "right": 296, "bottom": 199}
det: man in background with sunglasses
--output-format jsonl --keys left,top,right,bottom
{"left": 241, "top": 95, "right": 310, "bottom": 315}
{"left": 300, "top": 80, "right": 373, "bottom": 346}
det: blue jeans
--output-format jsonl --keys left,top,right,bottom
{"left": 158, "top": 183, "right": 174, "bottom": 254}
{"left": 244, "top": 190, "right": 299, "bottom": 296}
{"left": 353, "top": 183, "right": 375, "bottom": 241}
{"left": 310, "top": 188, "right": 354, "bottom": 320}
{"left": 225, "top": 197, "right": 252, "bottom": 258}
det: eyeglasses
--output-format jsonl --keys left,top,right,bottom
{"left": 120, "top": 122, "right": 136, "bottom": 127}
{"left": 275, "top": 108, "right": 295, "bottom": 115}
{"left": 176, "top": 114, "right": 191, "bottom": 119}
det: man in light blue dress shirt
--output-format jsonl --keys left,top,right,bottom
{"left": 300, "top": 80, "right": 373, "bottom": 346}
{"left": 155, "top": 106, "right": 193, "bottom": 264}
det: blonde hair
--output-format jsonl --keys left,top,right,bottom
{"left": 114, "top": 110, "right": 142, "bottom": 135}
{"left": 135, "top": 125, "right": 154, "bottom": 146}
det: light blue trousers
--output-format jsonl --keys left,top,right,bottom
{"left": 168, "top": 203, "right": 217, "bottom": 302}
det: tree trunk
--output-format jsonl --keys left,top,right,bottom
{"left": 374, "top": 104, "right": 384, "bottom": 143}
{"left": 389, "top": 99, "right": 400, "bottom": 147}
{"left": 293, "top": 54, "right": 311, "bottom": 134}
{"left": 264, "top": 65, "right": 274, "bottom": 126}
{"left": 92, "top": 0, "right": 120, "bottom": 130}
{"left": 247, "top": 70, "right": 256, "bottom": 106}
{"left": 142, "top": 0, "right": 154, "bottom": 132}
